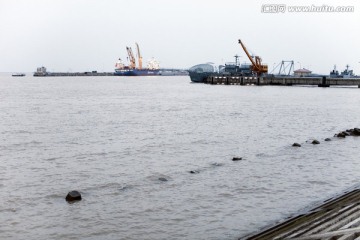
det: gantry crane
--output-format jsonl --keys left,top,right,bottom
{"left": 126, "top": 46, "right": 136, "bottom": 69}
{"left": 238, "top": 39, "right": 268, "bottom": 75}
{"left": 135, "top": 42, "right": 143, "bottom": 70}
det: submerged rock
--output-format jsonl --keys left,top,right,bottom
{"left": 312, "top": 140, "right": 320, "bottom": 145}
{"left": 65, "top": 191, "right": 82, "bottom": 202}
{"left": 232, "top": 157, "right": 243, "bottom": 161}
{"left": 158, "top": 177, "right": 168, "bottom": 182}
{"left": 336, "top": 132, "right": 346, "bottom": 138}
{"left": 353, "top": 128, "right": 360, "bottom": 136}
{"left": 189, "top": 170, "right": 200, "bottom": 174}
{"left": 292, "top": 143, "right": 301, "bottom": 147}
{"left": 324, "top": 138, "right": 332, "bottom": 141}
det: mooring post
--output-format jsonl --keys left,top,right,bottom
{"left": 318, "top": 76, "right": 330, "bottom": 87}
{"left": 257, "top": 77, "right": 260, "bottom": 85}
{"left": 240, "top": 77, "right": 244, "bottom": 85}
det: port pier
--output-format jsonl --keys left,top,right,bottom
{"left": 204, "top": 75, "right": 360, "bottom": 87}
{"left": 243, "top": 188, "right": 360, "bottom": 240}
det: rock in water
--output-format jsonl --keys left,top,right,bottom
{"left": 232, "top": 157, "right": 243, "bottom": 161}
{"left": 324, "top": 138, "right": 331, "bottom": 141}
{"left": 65, "top": 191, "right": 82, "bottom": 202}
{"left": 292, "top": 143, "right": 301, "bottom": 147}
{"left": 353, "top": 128, "right": 360, "bottom": 136}
{"left": 337, "top": 132, "right": 346, "bottom": 138}
{"left": 158, "top": 177, "right": 168, "bottom": 182}
{"left": 189, "top": 170, "right": 200, "bottom": 174}
{"left": 312, "top": 140, "right": 320, "bottom": 145}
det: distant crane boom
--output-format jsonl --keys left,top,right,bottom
{"left": 238, "top": 39, "right": 268, "bottom": 75}
{"left": 126, "top": 47, "right": 136, "bottom": 69}
{"left": 135, "top": 43, "right": 143, "bottom": 70}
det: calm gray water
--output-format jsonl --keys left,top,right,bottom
{"left": 0, "top": 75, "right": 360, "bottom": 240}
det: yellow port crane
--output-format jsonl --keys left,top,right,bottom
{"left": 126, "top": 46, "right": 136, "bottom": 69}
{"left": 238, "top": 39, "right": 268, "bottom": 75}
{"left": 135, "top": 42, "right": 143, "bottom": 70}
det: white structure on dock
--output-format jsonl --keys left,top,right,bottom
{"left": 294, "top": 68, "right": 312, "bottom": 77}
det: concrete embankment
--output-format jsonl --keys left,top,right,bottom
{"left": 34, "top": 72, "right": 114, "bottom": 77}
{"left": 243, "top": 187, "right": 360, "bottom": 239}
{"left": 205, "top": 76, "right": 360, "bottom": 87}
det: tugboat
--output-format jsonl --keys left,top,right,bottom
{"left": 33, "top": 66, "right": 47, "bottom": 76}
{"left": 114, "top": 43, "right": 160, "bottom": 76}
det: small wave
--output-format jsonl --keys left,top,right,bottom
{"left": 307, "top": 180, "right": 329, "bottom": 186}
{"left": 0, "top": 208, "right": 17, "bottom": 213}
{"left": 8, "top": 140, "right": 42, "bottom": 148}
{"left": 1, "top": 130, "right": 32, "bottom": 134}
{"left": 210, "top": 162, "right": 224, "bottom": 167}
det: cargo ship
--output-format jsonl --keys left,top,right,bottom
{"left": 114, "top": 43, "right": 160, "bottom": 76}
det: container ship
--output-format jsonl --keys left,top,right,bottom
{"left": 114, "top": 43, "right": 160, "bottom": 76}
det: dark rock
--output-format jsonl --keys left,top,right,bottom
{"left": 189, "top": 170, "right": 200, "bottom": 174}
{"left": 158, "top": 177, "right": 168, "bottom": 182}
{"left": 65, "top": 191, "right": 82, "bottom": 202}
{"left": 342, "top": 131, "right": 350, "bottom": 136}
{"left": 232, "top": 157, "right": 243, "bottom": 161}
{"left": 337, "top": 132, "right": 346, "bottom": 138}
{"left": 312, "top": 140, "right": 320, "bottom": 144}
{"left": 324, "top": 138, "right": 332, "bottom": 141}
{"left": 292, "top": 143, "right": 301, "bottom": 147}
{"left": 353, "top": 128, "right": 360, "bottom": 136}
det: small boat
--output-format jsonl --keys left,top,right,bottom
{"left": 12, "top": 73, "right": 26, "bottom": 77}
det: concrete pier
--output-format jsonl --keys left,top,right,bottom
{"left": 34, "top": 72, "right": 115, "bottom": 77}
{"left": 243, "top": 188, "right": 360, "bottom": 240}
{"left": 204, "top": 75, "right": 360, "bottom": 87}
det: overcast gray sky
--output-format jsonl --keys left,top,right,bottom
{"left": 1, "top": 0, "right": 359, "bottom": 74}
